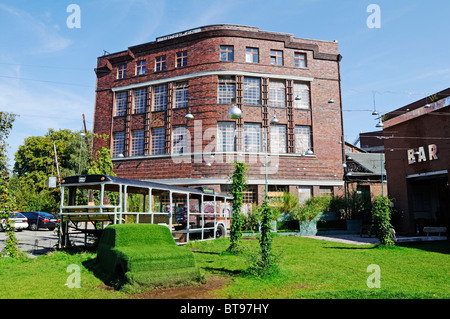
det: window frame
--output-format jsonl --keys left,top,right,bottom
{"left": 244, "top": 123, "right": 262, "bottom": 152}
{"left": 270, "top": 50, "right": 283, "bottom": 66}
{"left": 268, "top": 79, "right": 286, "bottom": 107}
{"left": 245, "top": 47, "right": 259, "bottom": 63}
{"left": 131, "top": 130, "right": 145, "bottom": 156}
{"left": 295, "top": 125, "right": 312, "bottom": 154}
{"left": 133, "top": 87, "right": 147, "bottom": 114}
{"left": 114, "top": 91, "right": 128, "bottom": 117}
{"left": 155, "top": 56, "right": 166, "bottom": 72}
{"left": 117, "top": 64, "right": 127, "bottom": 79}
{"left": 136, "top": 60, "right": 146, "bottom": 75}
{"left": 174, "top": 82, "right": 189, "bottom": 109}
{"left": 112, "top": 132, "right": 125, "bottom": 157}
{"left": 294, "top": 52, "right": 307, "bottom": 68}
{"left": 172, "top": 125, "right": 188, "bottom": 154}
{"left": 243, "top": 77, "right": 261, "bottom": 105}
{"left": 293, "top": 82, "right": 311, "bottom": 109}
{"left": 220, "top": 45, "right": 234, "bottom": 62}
{"left": 217, "top": 122, "right": 236, "bottom": 152}
{"left": 218, "top": 76, "right": 236, "bottom": 104}
{"left": 270, "top": 124, "right": 287, "bottom": 153}
{"left": 151, "top": 127, "right": 166, "bottom": 155}
{"left": 176, "top": 51, "right": 187, "bottom": 68}
{"left": 152, "top": 84, "right": 167, "bottom": 111}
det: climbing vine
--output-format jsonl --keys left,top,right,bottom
{"left": 0, "top": 112, "right": 22, "bottom": 258}
{"left": 227, "top": 161, "right": 248, "bottom": 253}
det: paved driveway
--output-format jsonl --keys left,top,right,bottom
{"left": 0, "top": 228, "right": 88, "bottom": 257}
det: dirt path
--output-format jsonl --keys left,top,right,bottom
{"left": 132, "top": 275, "right": 230, "bottom": 299}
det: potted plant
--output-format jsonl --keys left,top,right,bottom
{"left": 271, "top": 192, "right": 298, "bottom": 232}
{"left": 344, "top": 190, "right": 373, "bottom": 233}
{"left": 290, "top": 196, "right": 331, "bottom": 235}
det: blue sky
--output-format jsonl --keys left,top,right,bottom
{"left": 1, "top": 0, "right": 449, "bottom": 167}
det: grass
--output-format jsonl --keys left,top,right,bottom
{"left": 0, "top": 236, "right": 448, "bottom": 299}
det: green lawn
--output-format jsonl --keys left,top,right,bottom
{"left": 0, "top": 236, "right": 449, "bottom": 299}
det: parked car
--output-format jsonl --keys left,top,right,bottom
{"left": 0, "top": 212, "right": 29, "bottom": 231}
{"left": 22, "top": 212, "right": 59, "bottom": 231}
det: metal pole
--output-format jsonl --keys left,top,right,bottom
{"left": 264, "top": 128, "right": 269, "bottom": 200}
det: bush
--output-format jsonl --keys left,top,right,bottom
{"left": 371, "top": 196, "right": 395, "bottom": 246}
{"left": 291, "top": 196, "right": 331, "bottom": 222}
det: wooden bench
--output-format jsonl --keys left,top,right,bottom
{"left": 423, "top": 227, "right": 447, "bottom": 236}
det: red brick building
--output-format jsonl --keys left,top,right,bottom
{"left": 92, "top": 25, "right": 345, "bottom": 207}
{"left": 382, "top": 87, "right": 450, "bottom": 234}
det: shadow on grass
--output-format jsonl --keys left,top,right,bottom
{"left": 397, "top": 240, "right": 450, "bottom": 255}
{"left": 201, "top": 266, "right": 242, "bottom": 276}
{"left": 323, "top": 246, "right": 377, "bottom": 250}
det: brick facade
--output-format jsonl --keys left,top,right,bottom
{"left": 93, "top": 25, "right": 345, "bottom": 206}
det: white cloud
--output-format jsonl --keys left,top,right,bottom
{"left": 0, "top": 3, "right": 72, "bottom": 54}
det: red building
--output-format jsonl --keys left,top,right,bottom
{"left": 92, "top": 25, "right": 345, "bottom": 207}
{"left": 382, "top": 87, "right": 450, "bottom": 234}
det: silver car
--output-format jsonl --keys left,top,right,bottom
{"left": 0, "top": 212, "right": 29, "bottom": 231}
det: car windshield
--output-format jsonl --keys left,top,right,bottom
{"left": 40, "top": 213, "right": 54, "bottom": 218}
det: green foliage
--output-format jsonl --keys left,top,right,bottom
{"left": 242, "top": 205, "right": 261, "bottom": 232}
{"left": 371, "top": 196, "right": 395, "bottom": 246}
{"left": 330, "top": 190, "right": 373, "bottom": 220}
{"left": 227, "top": 162, "right": 248, "bottom": 253}
{"left": 0, "top": 112, "right": 22, "bottom": 258}
{"left": 272, "top": 192, "right": 299, "bottom": 221}
{"left": 291, "top": 195, "right": 331, "bottom": 222}
{"left": 88, "top": 146, "right": 116, "bottom": 176}
{"left": 250, "top": 200, "right": 278, "bottom": 277}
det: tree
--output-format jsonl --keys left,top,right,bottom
{"left": 227, "top": 161, "right": 248, "bottom": 253}
{"left": 0, "top": 112, "right": 21, "bottom": 258}
{"left": 12, "top": 129, "right": 92, "bottom": 212}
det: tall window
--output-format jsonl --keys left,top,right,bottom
{"left": 114, "top": 91, "right": 128, "bottom": 116}
{"left": 176, "top": 51, "right": 187, "bottom": 67}
{"left": 294, "top": 52, "right": 307, "bottom": 68}
{"left": 243, "top": 77, "right": 261, "bottom": 105}
{"left": 245, "top": 47, "right": 259, "bottom": 63}
{"left": 270, "top": 50, "right": 283, "bottom": 66}
{"left": 174, "top": 82, "right": 188, "bottom": 108}
{"left": 152, "top": 84, "right": 167, "bottom": 111}
{"left": 217, "top": 122, "right": 236, "bottom": 152}
{"left": 295, "top": 125, "right": 312, "bottom": 154}
{"left": 220, "top": 45, "right": 234, "bottom": 61}
{"left": 172, "top": 125, "right": 188, "bottom": 154}
{"left": 151, "top": 127, "right": 165, "bottom": 155}
{"left": 117, "top": 64, "right": 127, "bottom": 79}
{"left": 244, "top": 123, "right": 262, "bottom": 152}
{"left": 136, "top": 61, "right": 146, "bottom": 75}
{"left": 131, "top": 130, "right": 145, "bottom": 156}
{"left": 243, "top": 185, "right": 257, "bottom": 204}
{"left": 155, "top": 56, "right": 166, "bottom": 71}
{"left": 218, "top": 76, "right": 236, "bottom": 104}
{"left": 112, "top": 132, "right": 125, "bottom": 157}
{"left": 270, "top": 124, "right": 287, "bottom": 153}
{"left": 133, "top": 88, "right": 147, "bottom": 114}
{"left": 269, "top": 80, "right": 286, "bottom": 107}
{"left": 294, "top": 82, "right": 311, "bottom": 109}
